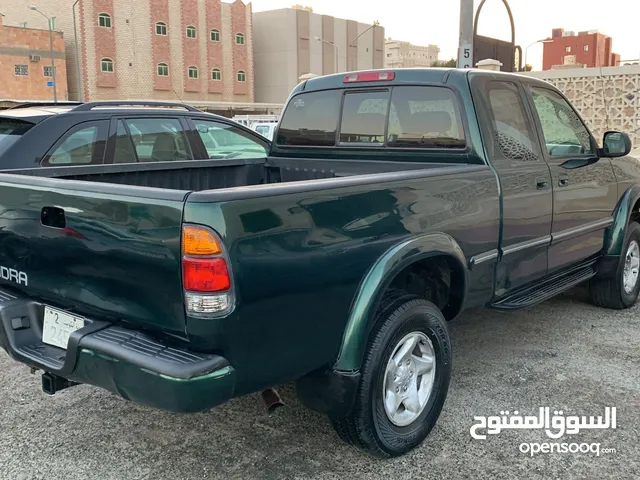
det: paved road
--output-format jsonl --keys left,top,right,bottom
{"left": 1, "top": 286, "right": 639, "bottom": 480}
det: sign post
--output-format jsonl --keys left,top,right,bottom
{"left": 458, "top": 0, "right": 474, "bottom": 68}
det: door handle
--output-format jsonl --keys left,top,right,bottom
{"left": 536, "top": 178, "right": 549, "bottom": 190}
{"left": 558, "top": 176, "right": 570, "bottom": 187}
{"left": 41, "top": 206, "right": 66, "bottom": 229}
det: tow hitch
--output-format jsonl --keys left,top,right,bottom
{"left": 41, "top": 372, "right": 78, "bottom": 395}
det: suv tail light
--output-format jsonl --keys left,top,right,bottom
{"left": 182, "top": 225, "right": 234, "bottom": 317}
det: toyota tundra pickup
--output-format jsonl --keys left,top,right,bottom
{"left": 1, "top": 68, "right": 639, "bottom": 458}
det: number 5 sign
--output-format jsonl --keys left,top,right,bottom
{"left": 458, "top": 44, "right": 473, "bottom": 69}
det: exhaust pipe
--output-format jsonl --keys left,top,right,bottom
{"left": 42, "top": 373, "right": 78, "bottom": 395}
{"left": 261, "top": 388, "right": 285, "bottom": 415}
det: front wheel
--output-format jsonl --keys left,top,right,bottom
{"left": 590, "top": 221, "right": 640, "bottom": 309}
{"left": 330, "top": 291, "right": 452, "bottom": 458}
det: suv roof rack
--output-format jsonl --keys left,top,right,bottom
{"left": 71, "top": 101, "right": 201, "bottom": 112}
{"left": 7, "top": 101, "right": 83, "bottom": 110}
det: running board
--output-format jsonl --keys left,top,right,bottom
{"left": 489, "top": 263, "right": 597, "bottom": 310}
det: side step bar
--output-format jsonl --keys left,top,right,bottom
{"left": 489, "top": 262, "right": 597, "bottom": 310}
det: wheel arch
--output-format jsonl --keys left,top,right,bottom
{"left": 334, "top": 232, "right": 468, "bottom": 373}
{"left": 605, "top": 184, "right": 640, "bottom": 256}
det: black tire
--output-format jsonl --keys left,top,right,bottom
{"left": 589, "top": 221, "right": 640, "bottom": 309}
{"left": 330, "top": 290, "right": 452, "bottom": 458}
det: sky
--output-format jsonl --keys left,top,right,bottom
{"left": 251, "top": 0, "right": 640, "bottom": 70}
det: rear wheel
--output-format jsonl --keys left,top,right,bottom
{"left": 590, "top": 221, "right": 640, "bottom": 309}
{"left": 330, "top": 290, "right": 452, "bottom": 458}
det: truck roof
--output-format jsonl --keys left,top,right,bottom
{"left": 293, "top": 67, "right": 551, "bottom": 95}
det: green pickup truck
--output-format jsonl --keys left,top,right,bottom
{"left": 0, "top": 68, "right": 639, "bottom": 458}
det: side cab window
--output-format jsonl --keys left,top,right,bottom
{"left": 529, "top": 87, "right": 594, "bottom": 157}
{"left": 41, "top": 120, "right": 109, "bottom": 166}
{"left": 480, "top": 80, "right": 541, "bottom": 162}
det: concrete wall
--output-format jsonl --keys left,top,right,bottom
{"left": 333, "top": 17, "right": 347, "bottom": 72}
{"left": 253, "top": 8, "right": 297, "bottom": 105}
{"left": 309, "top": 12, "right": 322, "bottom": 76}
{"left": 253, "top": 8, "right": 385, "bottom": 104}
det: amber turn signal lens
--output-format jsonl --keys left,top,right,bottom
{"left": 182, "top": 225, "right": 222, "bottom": 256}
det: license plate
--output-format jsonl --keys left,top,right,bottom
{"left": 42, "top": 307, "right": 85, "bottom": 350}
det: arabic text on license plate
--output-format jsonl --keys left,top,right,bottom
{"left": 42, "top": 307, "right": 85, "bottom": 350}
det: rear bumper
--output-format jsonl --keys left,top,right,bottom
{"left": 0, "top": 288, "right": 235, "bottom": 413}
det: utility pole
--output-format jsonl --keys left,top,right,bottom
{"left": 29, "top": 5, "right": 57, "bottom": 103}
{"left": 457, "top": 0, "right": 474, "bottom": 68}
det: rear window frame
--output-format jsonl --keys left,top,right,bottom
{"left": 275, "top": 83, "right": 471, "bottom": 154}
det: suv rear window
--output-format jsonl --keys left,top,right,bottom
{"left": 0, "top": 119, "right": 35, "bottom": 157}
{"left": 277, "top": 86, "right": 466, "bottom": 149}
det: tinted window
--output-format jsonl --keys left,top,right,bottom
{"left": 46, "top": 122, "right": 107, "bottom": 165}
{"left": 387, "top": 86, "right": 465, "bottom": 148}
{"left": 530, "top": 87, "right": 593, "bottom": 156}
{"left": 486, "top": 82, "right": 539, "bottom": 161}
{"left": 113, "top": 120, "right": 138, "bottom": 163}
{"left": 0, "top": 119, "right": 34, "bottom": 157}
{"left": 277, "top": 90, "right": 341, "bottom": 146}
{"left": 339, "top": 90, "right": 389, "bottom": 144}
{"left": 124, "top": 118, "right": 191, "bottom": 162}
{"left": 193, "top": 119, "right": 268, "bottom": 159}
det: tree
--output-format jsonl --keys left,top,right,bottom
{"left": 292, "top": 4, "right": 313, "bottom": 11}
{"left": 431, "top": 58, "right": 457, "bottom": 68}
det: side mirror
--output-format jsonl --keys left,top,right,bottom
{"left": 602, "top": 131, "right": 632, "bottom": 158}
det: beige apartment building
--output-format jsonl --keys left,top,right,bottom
{"left": 385, "top": 39, "right": 440, "bottom": 69}
{"left": 253, "top": 8, "right": 385, "bottom": 104}
{"left": 1, "top": 0, "right": 254, "bottom": 104}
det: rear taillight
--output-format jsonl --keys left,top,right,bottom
{"left": 183, "top": 257, "right": 230, "bottom": 292}
{"left": 343, "top": 71, "right": 395, "bottom": 83}
{"left": 182, "top": 225, "right": 233, "bottom": 317}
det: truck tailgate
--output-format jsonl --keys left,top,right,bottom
{"left": 0, "top": 174, "right": 189, "bottom": 337}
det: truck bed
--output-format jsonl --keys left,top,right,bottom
{"left": 0, "top": 157, "right": 487, "bottom": 342}
{"left": 9, "top": 156, "right": 462, "bottom": 192}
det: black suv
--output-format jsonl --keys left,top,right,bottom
{"left": 0, "top": 101, "right": 271, "bottom": 170}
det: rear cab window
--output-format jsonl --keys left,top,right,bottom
{"left": 0, "top": 119, "right": 35, "bottom": 157}
{"left": 276, "top": 85, "right": 467, "bottom": 153}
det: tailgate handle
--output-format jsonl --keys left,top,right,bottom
{"left": 41, "top": 206, "right": 66, "bottom": 229}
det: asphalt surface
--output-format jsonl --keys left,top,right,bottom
{"left": 1, "top": 286, "right": 638, "bottom": 480}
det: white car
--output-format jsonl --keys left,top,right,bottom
{"left": 252, "top": 122, "right": 277, "bottom": 141}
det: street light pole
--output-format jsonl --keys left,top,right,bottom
{"left": 524, "top": 39, "right": 553, "bottom": 70}
{"left": 314, "top": 37, "right": 339, "bottom": 74}
{"left": 29, "top": 5, "right": 57, "bottom": 103}
{"left": 348, "top": 21, "right": 380, "bottom": 69}
{"left": 348, "top": 20, "right": 380, "bottom": 47}
{"left": 72, "top": 0, "right": 83, "bottom": 101}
